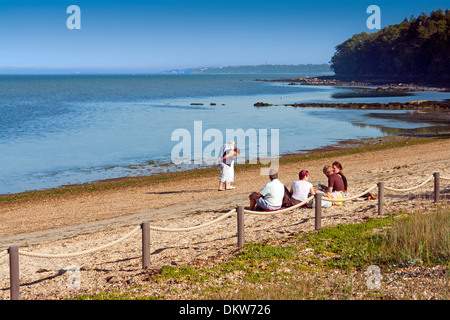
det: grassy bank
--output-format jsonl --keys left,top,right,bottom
{"left": 1, "top": 135, "right": 448, "bottom": 205}
{"left": 76, "top": 204, "right": 449, "bottom": 300}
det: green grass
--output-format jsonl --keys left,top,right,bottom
{"left": 372, "top": 206, "right": 449, "bottom": 267}
{"left": 297, "top": 215, "right": 396, "bottom": 269}
{"left": 218, "top": 242, "right": 300, "bottom": 283}
{"left": 74, "top": 289, "right": 161, "bottom": 300}
{"left": 300, "top": 206, "right": 449, "bottom": 269}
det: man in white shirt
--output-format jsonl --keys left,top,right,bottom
{"left": 249, "top": 169, "right": 285, "bottom": 211}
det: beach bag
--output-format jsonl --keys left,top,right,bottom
{"left": 324, "top": 192, "right": 344, "bottom": 206}
{"left": 312, "top": 194, "right": 332, "bottom": 208}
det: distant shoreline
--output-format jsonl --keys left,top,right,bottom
{"left": 257, "top": 75, "right": 450, "bottom": 91}
{"left": 253, "top": 100, "right": 450, "bottom": 135}
{"left": 254, "top": 99, "right": 450, "bottom": 112}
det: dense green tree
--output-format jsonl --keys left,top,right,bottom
{"left": 330, "top": 9, "right": 450, "bottom": 80}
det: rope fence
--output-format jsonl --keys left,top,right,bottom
{"left": 17, "top": 225, "right": 142, "bottom": 259}
{"left": 383, "top": 174, "right": 434, "bottom": 192}
{"left": 2, "top": 171, "right": 448, "bottom": 300}
{"left": 320, "top": 184, "right": 379, "bottom": 202}
{"left": 149, "top": 209, "right": 236, "bottom": 232}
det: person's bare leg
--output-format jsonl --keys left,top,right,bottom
{"left": 249, "top": 198, "right": 256, "bottom": 210}
{"left": 226, "top": 182, "right": 235, "bottom": 190}
{"left": 249, "top": 192, "right": 259, "bottom": 210}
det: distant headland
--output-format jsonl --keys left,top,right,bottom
{"left": 162, "top": 63, "right": 334, "bottom": 75}
{"left": 328, "top": 9, "right": 450, "bottom": 88}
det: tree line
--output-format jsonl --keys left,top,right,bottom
{"left": 330, "top": 9, "right": 450, "bottom": 81}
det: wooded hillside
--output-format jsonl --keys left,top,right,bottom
{"left": 330, "top": 9, "right": 450, "bottom": 81}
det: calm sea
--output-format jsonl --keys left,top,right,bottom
{"left": 1, "top": 74, "right": 449, "bottom": 195}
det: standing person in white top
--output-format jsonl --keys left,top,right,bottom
{"left": 218, "top": 140, "right": 236, "bottom": 191}
{"left": 290, "top": 170, "right": 315, "bottom": 206}
{"left": 249, "top": 169, "right": 285, "bottom": 211}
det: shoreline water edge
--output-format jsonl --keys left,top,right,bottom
{"left": 1, "top": 133, "right": 448, "bottom": 204}
{"left": 1, "top": 76, "right": 450, "bottom": 199}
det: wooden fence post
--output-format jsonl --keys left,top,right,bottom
{"left": 378, "top": 182, "right": 384, "bottom": 216}
{"left": 141, "top": 222, "right": 150, "bottom": 269}
{"left": 237, "top": 206, "right": 244, "bottom": 248}
{"left": 433, "top": 172, "right": 440, "bottom": 203}
{"left": 314, "top": 193, "right": 322, "bottom": 230}
{"left": 9, "top": 245, "right": 20, "bottom": 300}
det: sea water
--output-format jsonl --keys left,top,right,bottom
{"left": 0, "top": 74, "right": 449, "bottom": 195}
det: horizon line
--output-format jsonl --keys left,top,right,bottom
{"left": 0, "top": 62, "right": 332, "bottom": 74}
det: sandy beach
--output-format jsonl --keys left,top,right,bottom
{"left": 0, "top": 136, "right": 449, "bottom": 300}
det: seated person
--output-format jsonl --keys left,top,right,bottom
{"left": 290, "top": 170, "right": 315, "bottom": 206}
{"left": 332, "top": 161, "right": 347, "bottom": 192}
{"left": 321, "top": 165, "right": 345, "bottom": 193}
{"left": 311, "top": 166, "right": 345, "bottom": 208}
{"left": 249, "top": 169, "right": 285, "bottom": 211}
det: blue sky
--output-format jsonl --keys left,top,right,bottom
{"left": 0, "top": 0, "right": 448, "bottom": 73}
